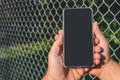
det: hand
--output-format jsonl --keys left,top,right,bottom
{"left": 43, "top": 30, "right": 84, "bottom": 80}
{"left": 43, "top": 30, "right": 102, "bottom": 80}
{"left": 89, "top": 22, "right": 111, "bottom": 77}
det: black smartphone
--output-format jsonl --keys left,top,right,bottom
{"left": 63, "top": 8, "right": 93, "bottom": 67}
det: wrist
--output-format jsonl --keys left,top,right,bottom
{"left": 99, "top": 59, "right": 113, "bottom": 79}
{"left": 99, "top": 59, "right": 120, "bottom": 80}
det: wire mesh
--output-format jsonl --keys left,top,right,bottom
{"left": 0, "top": 0, "right": 120, "bottom": 80}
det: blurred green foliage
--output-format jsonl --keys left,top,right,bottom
{"left": 0, "top": 38, "right": 54, "bottom": 58}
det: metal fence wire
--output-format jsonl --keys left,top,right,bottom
{"left": 0, "top": 0, "right": 120, "bottom": 80}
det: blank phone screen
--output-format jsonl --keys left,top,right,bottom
{"left": 64, "top": 8, "right": 93, "bottom": 67}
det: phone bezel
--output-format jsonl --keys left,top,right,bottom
{"left": 63, "top": 8, "right": 94, "bottom": 68}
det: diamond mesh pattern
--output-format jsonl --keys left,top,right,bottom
{"left": 0, "top": 0, "right": 120, "bottom": 80}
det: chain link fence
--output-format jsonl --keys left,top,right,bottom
{"left": 0, "top": 0, "right": 120, "bottom": 80}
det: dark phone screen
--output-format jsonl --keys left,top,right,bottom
{"left": 64, "top": 8, "right": 93, "bottom": 67}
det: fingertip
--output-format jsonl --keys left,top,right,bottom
{"left": 94, "top": 46, "right": 101, "bottom": 53}
{"left": 84, "top": 68, "right": 89, "bottom": 72}
{"left": 58, "top": 30, "right": 63, "bottom": 34}
{"left": 94, "top": 22, "right": 98, "bottom": 25}
{"left": 93, "top": 21, "right": 100, "bottom": 35}
{"left": 94, "top": 38, "right": 99, "bottom": 45}
{"left": 92, "top": 64, "right": 95, "bottom": 67}
{"left": 54, "top": 34, "right": 59, "bottom": 40}
{"left": 94, "top": 59, "right": 100, "bottom": 65}
{"left": 58, "top": 30, "right": 61, "bottom": 34}
{"left": 94, "top": 53, "right": 101, "bottom": 60}
{"left": 93, "top": 22, "right": 98, "bottom": 28}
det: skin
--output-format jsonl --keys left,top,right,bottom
{"left": 43, "top": 22, "right": 102, "bottom": 80}
{"left": 87, "top": 22, "right": 111, "bottom": 77}
{"left": 43, "top": 22, "right": 120, "bottom": 80}
{"left": 89, "top": 22, "right": 120, "bottom": 80}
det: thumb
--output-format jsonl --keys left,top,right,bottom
{"left": 93, "top": 22, "right": 106, "bottom": 42}
{"left": 49, "top": 31, "right": 63, "bottom": 57}
{"left": 55, "top": 30, "right": 63, "bottom": 46}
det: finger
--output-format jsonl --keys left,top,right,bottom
{"left": 94, "top": 46, "right": 101, "bottom": 53}
{"left": 94, "top": 53, "right": 101, "bottom": 60}
{"left": 49, "top": 33, "right": 62, "bottom": 56}
{"left": 72, "top": 69, "right": 82, "bottom": 79}
{"left": 93, "top": 22, "right": 106, "bottom": 41}
{"left": 67, "top": 69, "right": 76, "bottom": 80}
{"left": 56, "top": 31, "right": 63, "bottom": 46}
{"left": 58, "top": 30, "right": 64, "bottom": 46}
{"left": 58, "top": 30, "right": 63, "bottom": 34}
{"left": 54, "top": 34, "right": 59, "bottom": 40}
{"left": 94, "top": 59, "right": 100, "bottom": 65}
{"left": 94, "top": 38, "right": 99, "bottom": 45}
{"left": 54, "top": 29, "right": 63, "bottom": 40}
{"left": 84, "top": 68, "right": 89, "bottom": 72}
{"left": 76, "top": 68, "right": 85, "bottom": 76}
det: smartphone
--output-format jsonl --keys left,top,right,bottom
{"left": 63, "top": 8, "right": 93, "bottom": 67}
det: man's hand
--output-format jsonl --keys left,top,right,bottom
{"left": 43, "top": 31, "right": 84, "bottom": 80}
{"left": 43, "top": 29, "right": 102, "bottom": 80}
{"left": 88, "top": 22, "right": 111, "bottom": 77}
